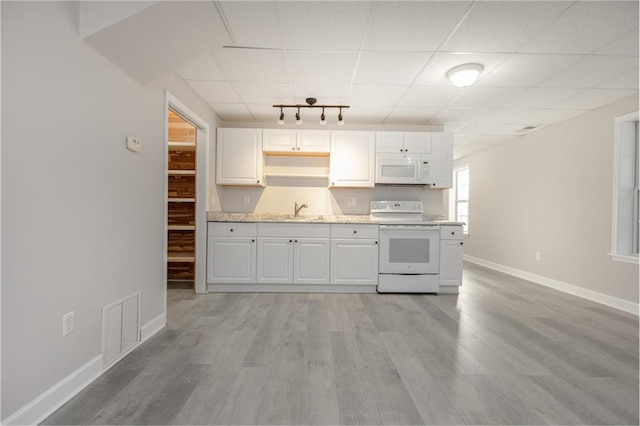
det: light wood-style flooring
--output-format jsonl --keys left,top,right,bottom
{"left": 43, "top": 262, "right": 639, "bottom": 425}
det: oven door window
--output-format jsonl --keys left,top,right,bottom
{"left": 389, "top": 238, "right": 430, "bottom": 263}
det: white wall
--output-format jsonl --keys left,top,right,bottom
{"left": 456, "top": 95, "right": 639, "bottom": 304}
{"left": 0, "top": 2, "right": 217, "bottom": 420}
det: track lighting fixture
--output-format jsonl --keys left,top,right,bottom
{"left": 274, "top": 97, "right": 349, "bottom": 125}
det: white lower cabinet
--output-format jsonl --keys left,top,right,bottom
{"left": 439, "top": 225, "right": 463, "bottom": 289}
{"left": 330, "top": 224, "right": 378, "bottom": 285}
{"left": 207, "top": 223, "right": 257, "bottom": 284}
{"left": 256, "top": 224, "right": 330, "bottom": 285}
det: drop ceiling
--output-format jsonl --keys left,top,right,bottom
{"left": 82, "top": 1, "right": 639, "bottom": 159}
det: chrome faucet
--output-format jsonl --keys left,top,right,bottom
{"left": 294, "top": 202, "right": 308, "bottom": 218}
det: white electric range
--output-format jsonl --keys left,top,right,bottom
{"left": 370, "top": 201, "right": 440, "bottom": 293}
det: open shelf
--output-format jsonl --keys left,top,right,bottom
{"left": 168, "top": 141, "right": 196, "bottom": 148}
{"left": 168, "top": 170, "right": 196, "bottom": 176}
{"left": 168, "top": 198, "right": 196, "bottom": 203}
{"left": 167, "top": 252, "right": 195, "bottom": 262}
{"left": 168, "top": 225, "right": 195, "bottom": 231}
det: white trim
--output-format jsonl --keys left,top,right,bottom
{"left": 1, "top": 312, "right": 166, "bottom": 425}
{"left": 464, "top": 255, "right": 639, "bottom": 316}
{"left": 164, "top": 91, "right": 210, "bottom": 296}
{"left": 141, "top": 312, "right": 166, "bottom": 342}
{"left": 609, "top": 253, "right": 640, "bottom": 264}
{"left": 2, "top": 355, "right": 103, "bottom": 426}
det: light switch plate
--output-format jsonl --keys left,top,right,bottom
{"left": 347, "top": 197, "right": 356, "bottom": 206}
{"left": 126, "top": 136, "right": 142, "bottom": 153}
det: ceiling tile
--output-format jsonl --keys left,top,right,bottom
{"left": 443, "top": 1, "right": 571, "bottom": 52}
{"left": 520, "top": 1, "right": 639, "bottom": 54}
{"left": 354, "top": 52, "right": 433, "bottom": 85}
{"left": 595, "top": 29, "right": 640, "bottom": 57}
{"left": 291, "top": 84, "right": 350, "bottom": 101}
{"left": 476, "top": 54, "right": 582, "bottom": 88}
{"left": 598, "top": 70, "right": 639, "bottom": 90}
{"left": 231, "top": 82, "right": 294, "bottom": 105}
{"left": 276, "top": 1, "right": 371, "bottom": 51}
{"left": 550, "top": 89, "right": 637, "bottom": 110}
{"left": 208, "top": 103, "right": 252, "bottom": 122}
{"left": 217, "top": 2, "right": 281, "bottom": 48}
{"left": 213, "top": 49, "right": 288, "bottom": 83}
{"left": 176, "top": 54, "right": 226, "bottom": 81}
{"left": 450, "top": 87, "right": 524, "bottom": 108}
{"left": 246, "top": 104, "right": 280, "bottom": 122}
{"left": 365, "top": 2, "right": 471, "bottom": 51}
{"left": 429, "top": 108, "right": 485, "bottom": 124}
{"left": 454, "top": 134, "right": 516, "bottom": 146}
{"left": 287, "top": 51, "right": 358, "bottom": 85}
{"left": 490, "top": 124, "right": 548, "bottom": 136}
{"left": 415, "top": 53, "right": 510, "bottom": 87}
{"left": 348, "top": 85, "right": 407, "bottom": 106}
{"left": 502, "top": 87, "right": 584, "bottom": 109}
{"left": 539, "top": 55, "right": 639, "bottom": 89}
{"left": 385, "top": 107, "right": 440, "bottom": 124}
{"left": 346, "top": 106, "right": 393, "bottom": 124}
{"left": 474, "top": 108, "right": 540, "bottom": 124}
{"left": 399, "top": 86, "right": 463, "bottom": 108}
{"left": 454, "top": 121, "right": 503, "bottom": 135}
{"left": 520, "top": 109, "right": 585, "bottom": 126}
{"left": 187, "top": 81, "right": 241, "bottom": 103}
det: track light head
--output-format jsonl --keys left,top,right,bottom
{"left": 295, "top": 107, "right": 303, "bottom": 125}
{"left": 320, "top": 108, "right": 327, "bottom": 125}
{"left": 338, "top": 108, "right": 344, "bottom": 126}
{"left": 277, "top": 107, "right": 285, "bottom": 125}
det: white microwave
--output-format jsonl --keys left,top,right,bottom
{"left": 375, "top": 153, "right": 433, "bottom": 185}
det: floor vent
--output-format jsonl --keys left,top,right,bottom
{"left": 102, "top": 292, "right": 140, "bottom": 367}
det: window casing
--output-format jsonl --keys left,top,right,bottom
{"left": 612, "top": 111, "right": 639, "bottom": 263}
{"left": 454, "top": 167, "right": 469, "bottom": 234}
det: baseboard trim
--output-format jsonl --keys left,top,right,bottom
{"left": 2, "top": 314, "right": 167, "bottom": 425}
{"left": 141, "top": 312, "right": 166, "bottom": 342}
{"left": 2, "top": 355, "right": 103, "bottom": 425}
{"left": 464, "top": 255, "right": 639, "bottom": 316}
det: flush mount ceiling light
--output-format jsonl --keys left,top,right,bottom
{"left": 446, "top": 63, "right": 484, "bottom": 87}
{"left": 274, "top": 98, "right": 350, "bottom": 125}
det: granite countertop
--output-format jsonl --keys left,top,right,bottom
{"left": 207, "top": 211, "right": 464, "bottom": 226}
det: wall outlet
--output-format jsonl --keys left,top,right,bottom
{"left": 535, "top": 251, "right": 541, "bottom": 261}
{"left": 243, "top": 195, "right": 250, "bottom": 205}
{"left": 126, "top": 136, "right": 142, "bottom": 153}
{"left": 347, "top": 196, "right": 356, "bottom": 206}
{"left": 62, "top": 311, "right": 75, "bottom": 336}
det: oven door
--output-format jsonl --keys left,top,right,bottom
{"left": 375, "top": 154, "right": 420, "bottom": 184}
{"left": 379, "top": 225, "right": 440, "bottom": 274}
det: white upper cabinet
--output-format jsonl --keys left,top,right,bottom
{"left": 216, "top": 128, "right": 264, "bottom": 186}
{"left": 263, "top": 129, "right": 330, "bottom": 153}
{"left": 376, "top": 132, "right": 432, "bottom": 153}
{"left": 330, "top": 131, "right": 376, "bottom": 188}
{"left": 431, "top": 133, "right": 453, "bottom": 189}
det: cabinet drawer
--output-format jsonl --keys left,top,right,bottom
{"left": 258, "top": 223, "right": 330, "bottom": 238}
{"left": 208, "top": 222, "right": 257, "bottom": 237}
{"left": 441, "top": 225, "right": 463, "bottom": 240}
{"left": 331, "top": 224, "right": 378, "bottom": 239}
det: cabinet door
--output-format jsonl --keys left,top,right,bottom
{"left": 330, "top": 239, "right": 379, "bottom": 285}
{"left": 431, "top": 133, "right": 453, "bottom": 189}
{"left": 440, "top": 239, "right": 463, "bottom": 286}
{"left": 207, "top": 237, "right": 256, "bottom": 283}
{"left": 216, "top": 128, "right": 263, "bottom": 185}
{"left": 376, "top": 132, "right": 405, "bottom": 153}
{"left": 297, "top": 130, "right": 330, "bottom": 153}
{"left": 257, "top": 238, "right": 293, "bottom": 283}
{"left": 293, "top": 238, "right": 330, "bottom": 284}
{"left": 404, "top": 132, "right": 432, "bottom": 153}
{"left": 330, "top": 131, "right": 375, "bottom": 188}
{"left": 263, "top": 129, "right": 296, "bottom": 153}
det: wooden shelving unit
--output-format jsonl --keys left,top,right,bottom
{"left": 167, "top": 110, "right": 197, "bottom": 287}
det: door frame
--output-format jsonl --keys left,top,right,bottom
{"left": 164, "top": 91, "right": 210, "bottom": 299}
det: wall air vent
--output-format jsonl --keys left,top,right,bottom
{"left": 515, "top": 125, "right": 540, "bottom": 134}
{"left": 102, "top": 292, "right": 140, "bottom": 367}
